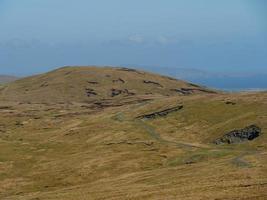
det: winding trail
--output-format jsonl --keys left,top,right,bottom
{"left": 114, "top": 112, "right": 206, "bottom": 149}
{"left": 113, "top": 111, "right": 263, "bottom": 167}
{"left": 135, "top": 119, "right": 204, "bottom": 149}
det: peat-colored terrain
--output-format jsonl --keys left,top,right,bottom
{"left": 0, "top": 66, "right": 266, "bottom": 200}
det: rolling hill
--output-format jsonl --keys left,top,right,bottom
{"left": 0, "top": 66, "right": 266, "bottom": 200}
{"left": 0, "top": 66, "right": 215, "bottom": 103}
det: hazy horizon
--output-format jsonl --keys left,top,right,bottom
{"left": 0, "top": 0, "right": 266, "bottom": 88}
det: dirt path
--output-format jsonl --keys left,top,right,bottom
{"left": 113, "top": 111, "right": 202, "bottom": 149}
{"left": 136, "top": 118, "right": 208, "bottom": 149}
{"left": 113, "top": 111, "right": 263, "bottom": 166}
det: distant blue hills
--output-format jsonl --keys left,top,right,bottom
{"left": 124, "top": 65, "right": 267, "bottom": 91}
{"left": 1, "top": 65, "right": 266, "bottom": 91}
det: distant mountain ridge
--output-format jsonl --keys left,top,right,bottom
{"left": 122, "top": 65, "right": 267, "bottom": 91}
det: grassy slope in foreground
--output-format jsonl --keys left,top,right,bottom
{"left": 0, "top": 66, "right": 266, "bottom": 200}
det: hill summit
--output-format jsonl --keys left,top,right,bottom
{"left": 0, "top": 66, "right": 215, "bottom": 103}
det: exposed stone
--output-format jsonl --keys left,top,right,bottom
{"left": 113, "top": 78, "right": 125, "bottom": 84}
{"left": 111, "top": 89, "right": 135, "bottom": 97}
{"left": 0, "top": 106, "right": 13, "bottom": 110}
{"left": 40, "top": 82, "right": 49, "bottom": 87}
{"left": 143, "top": 80, "right": 163, "bottom": 87}
{"left": 170, "top": 88, "right": 192, "bottom": 95}
{"left": 214, "top": 125, "right": 261, "bottom": 144}
{"left": 171, "top": 88, "right": 216, "bottom": 95}
{"left": 111, "top": 89, "right": 122, "bottom": 97}
{"left": 225, "top": 101, "right": 236, "bottom": 105}
{"left": 164, "top": 76, "right": 178, "bottom": 81}
{"left": 137, "top": 105, "right": 183, "bottom": 119}
{"left": 104, "top": 140, "right": 154, "bottom": 146}
{"left": 118, "top": 68, "right": 143, "bottom": 74}
{"left": 85, "top": 88, "right": 97, "bottom": 97}
{"left": 187, "top": 83, "right": 201, "bottom": 88}
{"left": 64, "top": 71, "right": 72, "bottom": 75}
{"left": 124, "top": 89, "right": 135, "bottom": 96}
{"left": 87, "top": 81, "right": 99, "bottom": 84}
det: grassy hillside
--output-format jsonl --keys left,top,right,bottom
{"left": 0, "top": 75, "right": 18, "bottom": 84}
{"left": 0, "top": 66, "right": 215, "bottom": 103}
{"left": 0, "top": 67, "right": 266, "bottom": 200}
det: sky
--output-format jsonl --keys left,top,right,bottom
{"left": 0, "top": 0, "right": 267, "bottom": 77}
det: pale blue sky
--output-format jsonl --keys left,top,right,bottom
{"left": 0, "top": 0, "right": 266, "bottom": 76}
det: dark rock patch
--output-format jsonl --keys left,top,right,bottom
{"left": 111, "top": 89, "right": 122, "bottom": 97}
{"left": 170, "top": 88, "right": 192, "bottom": 95}
{"left": 85, "top": 88, "right": 97, "bottom": 97}
{"left": 105, "top": 140, "right": 154, "bottom": 146}
{"left": 40, "top": 82, "right": 49, "bottom": 87}
{"left": 64, "top": 71, "right": 72, "bottom": 75}
{"left": 87, "top": 81, "right": 99, "bottom": 84}
{"left": 214, "top": 125, "right": 261, "bottom": 144}
{"left": 113, "top": 78, "right": 125, "bottom": 84}
{"left": 111, "top": 89, "right": 135, "bottom": 97}
{"left": 0, "top": 106, "right": 13, "bottom": 110}
{"left": 196, "top": 88, "right": 217, "bottom": 94}
{"left": 143, "top": 80, "right": 163, "bottom": 87}
{"left": 15, "top": 121, "right": 24, "bottom": 126}
{"left": 124, "top": 89, "right": 135, "bottom": 96}
{"left": 164, "top": 76, "right": 178, "bottom": 81}
{"left": 225, "top": 101, "right": 236, "bottom": 105}
{"left": 171, "top": 88, "right": 216, "bottom": 95}
{"left": 137, "top": 105, "right": 183, "bottom": 120}
{"left": 93, "top": 101, "right": 123, "bottom": 109}
{"left": 118, "top": 68, "right": 143, "bottom": 74}
{"left": 187, "top": 83, "right": 201, "bottom": 88}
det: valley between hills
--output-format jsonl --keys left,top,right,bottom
{"left": 0, "top": 66, "right": 266, "bottom": 199}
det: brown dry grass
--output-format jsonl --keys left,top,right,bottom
{"left": 0, "top": 67, "right": 266, "bottom": 200}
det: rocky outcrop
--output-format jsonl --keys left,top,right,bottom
{"left": 113, "top": 78, "right": 125, "bottom": 84}
{"left": 85, "top": 88, "right": 97, "bottom": 96}
{"left": 111, "top": 89, "right": 135, "bottom": 97}
{"left": 40, "top": 82, "right": 49, "bottom": 87}
{"left": 187, "top": 83, "right": 201, "bottom": 88}
{"left": 214, "top": 125, "right": 261, "bottom": 144}
{"left": 143, "top": 80, "right": 163, "bottom": 87}
{"left": 225, "top": 101, "right": 236, "bottom": 105}
{"left": 137, "top": 105, "right": 183, "bottom": 120}
{"left": 118, "top": 68, "right": 143, "bottom": 74}
{"left": 87, "top": 81, "right": 99, "bottom": 84}
{"left": 111, "top": 89, "right": 122, "bottom": 97}
{"left": 171, "top": 88, "right": 216, "bottom": 95}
